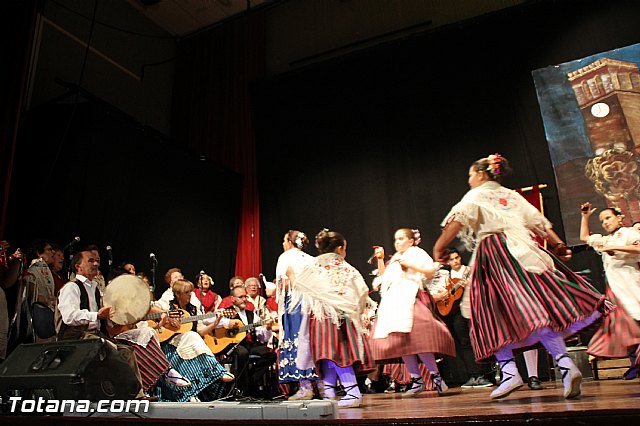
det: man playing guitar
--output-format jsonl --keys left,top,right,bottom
{"left": 446, "top": 249, "right": 493, "bottom": 388}
{"left": 209, "top": 286, "right": 276, "bottom": 399}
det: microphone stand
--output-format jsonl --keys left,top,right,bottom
{"left": 150, "top": 258, "right": 157, "bottom": 294}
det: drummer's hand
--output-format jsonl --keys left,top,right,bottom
{"left": 97, "top": 306, "right": 112, "bottom": 320}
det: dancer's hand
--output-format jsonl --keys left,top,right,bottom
{"left": 580, "top": 202, "right": 596, "bottom": 217}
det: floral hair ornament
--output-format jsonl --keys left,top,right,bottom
{"left": 294, "top": 232, "right": 306, "bottom": 249}
{"left": 315, "top": 228, "right": 330, "bottom": 248}
{"left": 486, "top": 153, "right": 503, "bottom": 177}
{"left": 412, "top": 229, "right": 422, "bottom": 246}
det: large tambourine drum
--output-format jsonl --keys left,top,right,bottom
{"left": 103, "top": 274, "right": 151, "bottom": 325}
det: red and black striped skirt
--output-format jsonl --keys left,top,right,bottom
{"left": 588, "top": 285, "right": 640, "bottom": 360}
{"left": 369, "top": 290, "right": 456, "bottom": 362}
{"left": 469, "top": 233, "right": 610, "bottom": 362}
{"left": 309, "top": 315, "right": 374, "bottom": 374}
{"left": 126, "top": 338, "right": 171, "bottom": 392}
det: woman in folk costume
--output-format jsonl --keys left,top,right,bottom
{"left": 370, "top": 228, "right": 455, "bottom": 397}
{"left": 434, "top": 153, "right": 612, "bottom": 400}
{"left": 580, "top": 202, "right": 640, "bottom": 379}
{"left": 290, "top": 229, "right": 374, "bottom": 408}
{"left": 275, "top": 230, "right": 318, "bottom": 400}
{"left": 156, "top": 279, "right": 234, "bottom": 402}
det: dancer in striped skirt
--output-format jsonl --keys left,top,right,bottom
{"left": 370, "top": 228, "right": 455, "bottom": 397}
{"left": 290, "top": 230, "right": 374, "bottom": 408}
{"left": 434, "top": 154, "right": 612, "bottom": 400}
{"left": 580, "top": 203, "right": 640, "bottom": 378}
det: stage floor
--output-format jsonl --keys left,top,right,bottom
{"left": 340, "top": 379, "right": 640, "bottom": 425}
{"left": 3, "top": 379, "right": 640, "bottom": 425}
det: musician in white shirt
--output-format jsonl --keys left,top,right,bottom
{"left": 446, "top": 248, "right": 493, "bottom": 388}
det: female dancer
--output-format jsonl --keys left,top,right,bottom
{"left": 275, "top": 230, "right": 318, "bottom": 400}
{"left": 581, "top": 203, "right": 640, "bottom": 377}
{"left": 433, "top": 153, "right": 611, "bottom": 400}
{"left": 157, "top": 279, "right": 234, "bottom": 402}
{"left": 371, "top": 228, "right": 455, "bottom": 397}
{"left": 291, "top": 230, "right": 374, "bottom": 408}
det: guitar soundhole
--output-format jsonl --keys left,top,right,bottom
{"left": 226, "top": 329, "right": 237, "bottom": 338}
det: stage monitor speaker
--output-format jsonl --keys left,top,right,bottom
{"left": 0, "top": 339, "right": 139, "bottom": 401}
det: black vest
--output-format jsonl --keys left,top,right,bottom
{"left": 56, "top": 280, "right": 104, "bottom": 340}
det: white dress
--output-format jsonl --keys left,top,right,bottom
{"left": 373, "top": 246, "right": 433, "bottom": 339}
{"left": 587, "top": 227, "right": 640, "bottom": 320}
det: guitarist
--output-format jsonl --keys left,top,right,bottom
{"left": 213, "top": 286, "right": 276, "bottom": 399}
{"left": 445, "top": 249, "right": 493, "bottom": 388}
{"left": 157, "top": 279, "right": 234, "bottom": 402}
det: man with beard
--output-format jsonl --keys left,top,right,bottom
{"left": 216, "top": 286, "right": 275, "bottom": 398}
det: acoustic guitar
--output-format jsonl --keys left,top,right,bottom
{"left": 204, "top": 318, "right": 271, "bottom": 354}
{"left": 155, "top": 310, "right": 220, "bottom": 342}
{"left": 107, "top": 310, "right": 183, "bottom": 338}
{"left": 436, "top": 278, "right": 466, "bottom": 317}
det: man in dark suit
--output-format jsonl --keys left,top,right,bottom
{"left": 222, "top": 286, "right": 276, "bottom": 398}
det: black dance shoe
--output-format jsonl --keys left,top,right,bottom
{"left": 527, "top": 376, "right": 543, "bottom": 390}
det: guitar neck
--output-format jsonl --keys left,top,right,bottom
{"left": 182, "top": 312, "right": 216, "bottom": 324}
{"left": 236, "top": 319, "right": 267, "bottom": 332}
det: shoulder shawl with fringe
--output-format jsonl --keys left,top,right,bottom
{"left": 441, "top": 181, "right": 554, "bottom": 274}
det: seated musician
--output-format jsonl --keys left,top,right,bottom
{"left": 156, "top": 279, "right": 234, "bottom": 402}
{"left": 445, "top": 248, "right": 493, "bottom": 388}
{"left": 245, "top": 276, "right": 268, "bottom": 319}
{"left": 154, "top": 268, "right": 203, "bottom": 314}
{"left": 55, "top": 249, "right": 150, "bottom": 399}
{"left": 218, "top": 276, "right": 255, "bottom": 311}
{"left": 194, "top": 273, "right": 221, "bottom": 313}
{"left": 202, "top": 285, "right": 276, "bottom": 399}
{"left": 105, "top": 269, "right": 192, "bottom": 396}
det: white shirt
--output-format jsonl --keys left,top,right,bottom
{"left": 57, "top": 274, "right": 101, "bottom": 330}
{"left": 451, "top": 265, "right": 471, "bottom": 319}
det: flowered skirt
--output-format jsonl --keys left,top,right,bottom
{"left": 588, "top": 285, "right": 640, "bottom": 361}
{"left": 278, "top": 293, "right": 318, "bottom": 383}
{"left": 310, "top": 315, "right": 374, "bottom": 374}
{"left": 370, "top": 290, "right": 456, "bottom": 362}
{"left": 156, "top": 344, "right": 226, "bottom": 402}
{"left": 470, "top": 233, "right": 611, "bottom": 362}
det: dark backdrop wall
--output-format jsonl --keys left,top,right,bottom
{"left": 254, "top": 0, "right": 639, "bottom": 288}
{"left": 6, "top": 98, "right": 242, "bottom": 299}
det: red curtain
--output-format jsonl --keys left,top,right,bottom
{"left": 172, "top": 12, "right": 266, "bottom": 278}
{"left": 0, "top": 1, "right": 38, "bottom": 239}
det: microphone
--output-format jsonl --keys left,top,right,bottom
{"left": 63, "top": 236, "right": 81, "bottom": 251}
{"left": 200, "top": 270, "right": 205, "bottom": 276}
{"left": 106, "top": 245, "right": 113, "bottom": 266}
{"left": 149, "top": 253, "right": 157, "bottom": 263}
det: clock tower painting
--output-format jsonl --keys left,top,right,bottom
{"left": 533, "top": 43, "right": 640, "bottom": 246}
{"left": 567, "top": 58, "right": 640, "bottom": 224}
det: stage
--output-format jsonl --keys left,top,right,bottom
{"left": 2, "top": 379, "right": 639, "bottom": 425}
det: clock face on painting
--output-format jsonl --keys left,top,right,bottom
{"left": 591, "top": 102, "right": 610, "bottom": 118}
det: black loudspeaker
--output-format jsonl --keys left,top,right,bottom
{"left": 0, "top": 339, "right": 139, "bottom": 401}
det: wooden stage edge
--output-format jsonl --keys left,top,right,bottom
{"left": 2, "top": 379, "right": 640, "bottom": 426}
